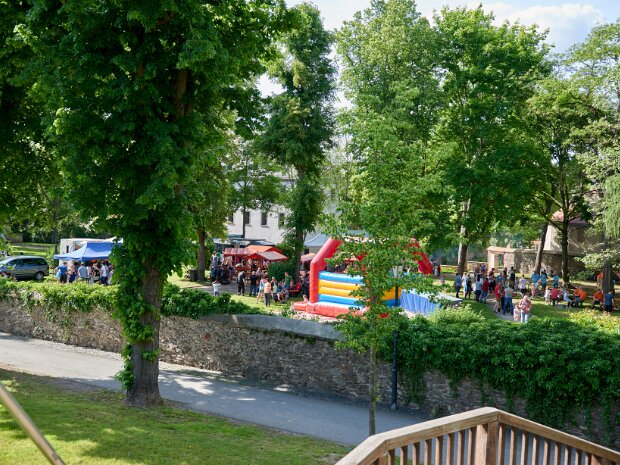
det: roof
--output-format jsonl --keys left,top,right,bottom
{"left": 223, "top": 248, "right": 251, "bottom": 256}
{"left": 304, "top": 233, "right": 329, "bottom": 248}
{"left": 300, "top": 252, "right": 316, "bottom": 263}
{"left": 246, "top": 245, "right": 282, "bottom": 254}
{"left": 551, "top": 211, "right": 589, "bottom": 226}
{"left": 247, "top": 250, "right": 288, "bottom": 262}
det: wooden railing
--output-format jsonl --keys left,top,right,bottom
{"left": 336, "top": 407, "right": 620, "bottom": 465}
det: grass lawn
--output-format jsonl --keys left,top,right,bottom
{"left": 527, "top": 298, "right": 620, "bottom": 319}
{"left": 8, "top": 242, "right": 56, "bottom": 258}
{"left": 0, "top": 370, "right": 348, "bottom": 465}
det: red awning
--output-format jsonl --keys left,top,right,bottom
{"left": 246, "top": 245, "right": 283, "bottom": 254}
{"left": 247, "top": 250, "right": 288, "bottom": 262}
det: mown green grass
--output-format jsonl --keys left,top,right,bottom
{"left": 0, "top": 370, "right": 348, "bottom": 465}
{"left": 8, "top": 242, "right": 55, "bottom": 258}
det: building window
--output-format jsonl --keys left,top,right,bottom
{"left": 228, "top": 213, "right": 234, "bottom": 223}
{"left": 278, "top": 213, "right": 285, "bottom": 228}
{"left": 243, "top": 211, "right": 251, "bottom": 225}
{"left": 261, "top": 211, "right": 268, "bottom": 226}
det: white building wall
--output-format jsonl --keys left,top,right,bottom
{"left": 226, "top": 208, "right": 288, "bottom": 244}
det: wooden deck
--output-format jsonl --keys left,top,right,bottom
{"left": 336, "top": 408, "right": 619, "bottom": 465}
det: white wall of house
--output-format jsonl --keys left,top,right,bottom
{"left": 226, "top": 208, "right": 288, "bottom": 244}
{"left": 543, "top": 225, "right": 598, "bottom": 255}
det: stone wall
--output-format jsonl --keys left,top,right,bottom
{"left": 0, "top": 299, "right": 616, "bottom": 447}
{"left": 487, "top": 247, "right": 585, "bottom": 276}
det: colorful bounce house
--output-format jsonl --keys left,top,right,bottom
{"left": 293, "top": 237, "right": 455, "bottom": 318}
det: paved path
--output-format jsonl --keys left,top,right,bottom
{"left": 0, "top": 332, "right": 426, "bottom": 446}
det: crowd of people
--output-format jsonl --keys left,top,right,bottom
{"left": 454, "top": 265, "right": 616, "bottom": 322}
{"left": 55, "top": 260, "right": 113, "bottom": 285}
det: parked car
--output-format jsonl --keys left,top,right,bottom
{"left": 0, "top": 256, "right": 49, "bottom": 281}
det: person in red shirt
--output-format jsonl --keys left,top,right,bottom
{"left": 494, "top": 285, "right": 503, "bottom": 313}
{"left": 481, "top": 277, "right": 490, "bottom": 303}
{"left": 592, "top": 289, "right": 604, "bottom": 310}
{"left": 550, "top": 287, "right": 561, "bottom": 306}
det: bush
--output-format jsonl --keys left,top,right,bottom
{"left": 0, "top": 279, "right": 265, "bottom": 322}
{"left": 267, "top": 260, "right": 295, "bottom": 282}
{"left": 338, "top": 307, "right": 620, "bottom": 441}
{"left": 161, "top": 284, "right": 265, "bottom": 318}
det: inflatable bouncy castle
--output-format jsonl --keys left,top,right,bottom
{"left": 293, "top": 237, "right": 434, "bottom": 318}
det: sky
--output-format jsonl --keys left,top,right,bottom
{"left": 288, "top": 0, "right": 620, "bottom": 52}
{"left": 260, "top": 1, "right": 620, "bottom": 98}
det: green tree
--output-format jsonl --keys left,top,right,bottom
{"left": 335, "top": 0, "right": 438, "bottom": 435}
{"left": 526, "top": 77, "right": 592, "bottom": 283}
{"left": 337, "top": 0, "right": 445, "bottom": 245}
{"left": 258, "top": 3, "right": 336, "bottom": 282}
{"left": 187, "top": 144, "right": 230, "bottom": 282}
{"left": 228, "top": 141, "right": 281, "bottom": 239}
{"left": 567, "top": 21, "right": 620, "bottom": 292}
{"left": 0, "top": 1, "right": 49, "bottom": 227}
{"left": 23, "top": 0, "right": 286, "bottom": 406}
{"left": 433, "top": 7, "right": 550, "bottom": 275}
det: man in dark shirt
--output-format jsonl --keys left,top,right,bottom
{"left": 249, "top": 271, "right": 258, "bottom": 297}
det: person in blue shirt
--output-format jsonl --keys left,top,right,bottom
{"left": 604, "top": 291, "right": 615, "bottom": 314}
{"left": 540, "top": 270, "right": 548, "bottom": 290}
{"left": 57, "top": 262, "right": 68, "bottom": 284}
{"left": 552, "top": 272, "right": 560, "bottom": 288}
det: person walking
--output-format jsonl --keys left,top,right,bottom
{"left": 454, "top": 274, "right": 462, "bottom": 298}
{"left": 464, "top": 274, "right": 473, "bottom": 299}
{"left": 474, "top": 275, "right": 482, "bottom": 302}
{"left": 503, "top": 285, "right": 514, "bottom": 315}
{"left": 481, "top": 277, "right": 489, "bottom": 303}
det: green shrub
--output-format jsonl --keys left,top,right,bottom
{"left": 338, "top": 308, "right": 620, "bottom": 442}
{"left": 266, "top": 260, "right": 295, "bottom": 281}
{"left": 0, "top": 279, "right": 265, "bottom": 323}
{"left": 160, "top": 284, "right": 265, "bottom": 318}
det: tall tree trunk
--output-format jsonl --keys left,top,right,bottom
{"left": 368, "top": 344, "right": 377, "bottom": 436}
{"left": 560, "top": 220, "right": 570, "bottom": 285}
{"left": 534, "top": 222, "right": 549, "bottom": 275}
{"left": 241, "top": 207, "right": 246, "bottom": 239}
{"left": 51, "top": 196, "right": 59, "bottom": 254}
{"left": 601, "top": 234, "right": 614, "bottom": 294}
{"left": 294, "top": 227, "right": 304, "bottom": 284}
{"left": 534, "top": 197, "right": 554, "bottom": 274}
{"left": 196, "top": 229, "right": 207, "bottom": 282}
{"left": 127, "top": 258, "right": 163, "bottom": 407}
{"left": 457, "top": 239, "right": 468, "bottom": 276}
{"left": 456, "top": 200, "right": 470, "bottom": 276}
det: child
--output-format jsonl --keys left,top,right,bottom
{"left": 517, "top": 293, "right": 532, "bottom": 323}
{"left": 544, "top": 287, "right": 551, "bottom": 304}
{"left": 494, "top": 285, "right": 503, "bottom": 313}
{"left": 256, "top": 278, "right": 265, "bottom": 304}
{"left": 213, "top": 280, "right": 221, "bottom": 297}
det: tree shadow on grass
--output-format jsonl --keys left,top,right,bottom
{"left": 0, "top": 370, "right": 346, "bottom": 465}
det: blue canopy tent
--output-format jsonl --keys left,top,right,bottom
{"left": 53, "top": 242, "right": 118, "bottom": 261}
